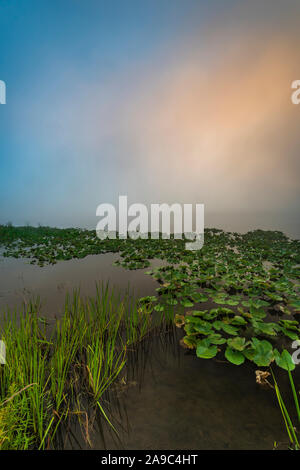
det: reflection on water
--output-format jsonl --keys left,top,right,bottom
{"left": 0, "top": 253, "right": 165, "bottom": 317}
{"left": 0, "top": 253, "right": 298, "bottom": 450}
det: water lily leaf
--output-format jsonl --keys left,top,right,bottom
{"left": 213, "top": 295, "right": 228, "bottom": 305}
{"left": 249, "top": 306, "right": 267, "bottom": 319}
{"left": 207, "top": 333, "right": 227, "bottom": 345}
{"left": 265, "top": 292, "right": 283, "bottom": 302}
{"left": 185, "top": 316, "right": 207, "bottom": 325}
{"left": 280, "top": 328, "right": 299, "bottom": 341}
{"left": 212, "top": 320, "right": 238, "bottom": 335}
{"left": 226, "top": 297, "right": 240, "bottom": 306}
{"left": 251, "top": 299, "right": 270, "bottom": 308}
{"left": 279, "top": 319, "right": 299, "bottom": 330}
{"left": 184, "top": 323, "right": 198, "bottom": 335}
{"left": 243, "top": 347, "right": 255, "bottom": 361}
{"left": 251, "top": 321, "right": 279, "bottom": 336}
{"left": 274, "top": 349, "right": 295, "bottom": 371}
{"left": 212, "top": 320, "right": 222, "bottom": 331}
{"left": 231, "top": 315, "right": 247, "bottom": 326}
{"left": 251, "top": 338, "right": 274, "bottom": 367}
{"left": 208, "top": 308, "right": 222, "bottom": 318}
{"left": 139, "top": 295, "right": 157, "bottom": 303}
{"left": 180, "top": 299, "right": 194, "bottom": 308}
{"left": 227, "top": 337, "right": 248, "bottom": 351}
{"left": 186, "top": 310, "right": 207, "bottom": 317}
{"left": 217, "top": 307, "right": 235, "bottom": 316}
{"left": 180, "top": 336, "right": 197, "bottom": 349}
{"left": 193, "top": 323, "right": 213, "bottom": 335}
{"left": 221, "top": 323, "right": 239, "bottom": 336}
{"left": 225, "top": 347, "right": 245, "bottom": 365}
{"left": 196, "top": 339, "right": 218, "bottom": 359}
{"left": 191, "top": 293, "right": 209, "bottom": 303}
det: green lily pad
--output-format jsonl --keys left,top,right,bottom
{"left": 251, "top": 338, "right": 274, "bottom": 367}
{"left": 274, "top": 349, "right": 296, "bottom": 371}
{"left": 207, "top": 333, "right": 227, "bottom": 345}
{"left": 251, "top": 320, "right": 279, "bottom": 336}
{"left": 196, "top": 339, "right": 218, "bottom": 359}
{"left": 180, "top": 299, "right": 194, "bottom": 308}
{"left": 225, "top": 346, "right": 245, "bottom": 365}
{"left": 231, "top": 315, "right": 248, "bottom": 326}
{"left": 227, "top": 337, "right": 248, "bottom": 351}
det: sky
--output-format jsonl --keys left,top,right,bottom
{"left": 0, "top": 0, "right": 300, "bottom": 237}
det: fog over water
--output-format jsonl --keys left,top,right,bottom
{"left": 1, "top": 0, "right": 299, "bottom": 239}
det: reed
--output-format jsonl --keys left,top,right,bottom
{"left": 0, "top": 282, "right": 173, "bottom": 449}
{"left": 85, "top": 286, "right": 126, "bottom": 403}
{"left": 271, "top": 368, "right": 300, "bottom": 450}
{"left": 0, "top": 301, "right": 53, "bottom": 449}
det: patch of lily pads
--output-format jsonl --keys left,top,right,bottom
{"left": 1, "top": 225, "right": 300, "bottom": 371}
{"left": 174, "top": 307, "right": 298, "bottom": 370}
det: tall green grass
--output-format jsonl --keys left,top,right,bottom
{"left": 0, "top": 300, "right": 53, "bottom": 449}
{"left": 0, "top": 283, "right": 173, "bottom": 449}
{"left": 272, "top": 366, "right": 300, "bottom": 450}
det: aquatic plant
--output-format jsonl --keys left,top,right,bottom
{"left": 175, "top": 307, "right": 299, "bottom": 369}
{"left": 272, "top": 365, "right": 300, "bottom": 450}
{"left": 1, "top": 226, "right": 300, "bottom": 448}
{"left": 1, "top": 226, "right": 299, "bottom": 371}
{"left": 0, "top": 301, "right": 53, "bottom": 449}
{"left": 0, "top": 283, "right": 173, "bottom": 449}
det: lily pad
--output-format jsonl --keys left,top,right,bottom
{"left": 274, "top": 349, "right": 296, "bottom": 371}
{"left": 225, "top": 347, "right": 245, "bottom": 365}
{"left": 196, "top": 339, "right": 218, "bottom": 359}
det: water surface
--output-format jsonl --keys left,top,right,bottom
{"left": 0, "top": 253, "right": 297, "bottom": 450}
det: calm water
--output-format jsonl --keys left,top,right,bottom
{"left": 0, "top": 253, "right": 298, "bottom": 450}
{"left": 0, "top": 253, "right": 164, "bottom": 317}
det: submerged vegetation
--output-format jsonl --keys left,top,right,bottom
{"left": 0, "top": 284, "right": 173, "bottom": 449}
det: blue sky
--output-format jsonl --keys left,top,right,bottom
{"left": 1, "top": 0, "right": 300, "bottom": 235}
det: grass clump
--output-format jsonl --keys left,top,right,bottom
{"left": 0, "top": 283, "right": 173, "bottom": 449}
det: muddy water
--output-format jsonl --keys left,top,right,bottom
{"left": 0, "top": 254, "right": 298, "bottom": 450}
